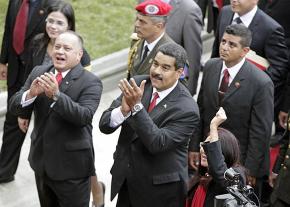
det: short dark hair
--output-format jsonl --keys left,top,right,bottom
{"left": 157, "top": 43, "right": 188, "bottom": 70}
{"left": 217, "top": 127, "right": 241, "bottom": 168}
{"left": 225, "top": 24, "right": 252, "bottom": 47}
{"left": 47, "top": 0, "right": 75, "bottom": 31}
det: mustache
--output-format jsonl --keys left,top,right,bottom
{"left": 151, "top": 73, "right": 162, "bottom": 80}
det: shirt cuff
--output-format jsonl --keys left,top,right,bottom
{"left": 21, "top": 90, "right": 37, "bottom": 107}
{"left": 109, "top": 106, "right": 131, "bottom": 127}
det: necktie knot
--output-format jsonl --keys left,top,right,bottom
{"left": 56, "top": 72, "right": 63, "bottom": 85}
{"left": 148, "top": 92, "right": 159, "bottom": 112}
{"left": 234, "top": 17, "right": 243, "bottom": 25}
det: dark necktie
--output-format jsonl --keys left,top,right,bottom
{"left": 218, "top": 69, "right": 230, "bottom": 104}
{"left": 56, "top": 72, "right": 63, "bottom": 85}
{"left": 234, "top": 17, "right": 243, "bottom": 25}
{"left": 148, "top": 92, "right": 159, "bottom": 113}
{"left": 13, "top": 0, "right": 29, "bottom": 55}
{"left": 141, "top": 45, "right": 149, "bottom": 63}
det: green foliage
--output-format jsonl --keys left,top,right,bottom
{"left": 0, "top": 0, "right": 136, "bottom": 59}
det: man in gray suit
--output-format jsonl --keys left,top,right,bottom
{"left": 195, "top": 24, "right": 273, "bottom": 201}
{"left": 99, "top": 43, "right": 200, "bottom": 207}
{"left": 138, "top": 0, "right": 203, "bottom": 95}
{"left": 9, "top": 31, "right": 103, "bottom": 207}
{"left": 128, "top": 0, "right": 174, "bottom": 79}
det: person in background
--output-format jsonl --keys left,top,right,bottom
{"left": 187, "top": 107, "right": 246, "bottom": 207}
{"left": 99, "top": 42, "right": 200, "bottom": 207}
{"left": 9, "top": 31, "right": 103, "bottom": 207}
{"left": 127, "top": 0, "right": 174, "bottom": 79}
{"left": 0, "top": 0, "right": 51, "bottom": 184}
{"left": 193, "top": 24, "right": 274, "bottom": 202}
{"left": 138, "top": 0, "right": 203, "bottom": 95}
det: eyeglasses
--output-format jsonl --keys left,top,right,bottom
{"left": 45, "top": 18, "right": 67, "bottom": 27}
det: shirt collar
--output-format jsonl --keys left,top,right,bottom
{"left": 233, "top": 5, "right": 257, "bottom": 27}
{"left": 144, "top": 32, "right": 165, "bottom": 52}
{"left": 222, "top": 58, "right": 245, "bottom": 79}
{"left": 54, "top": 69, "right": 70, "bottom": 78}
{"left": 152, "top": 80, "right": 178, "bottom": 102}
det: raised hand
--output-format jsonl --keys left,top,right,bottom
{"left": 37, "top": 72, "right": 59, "bottom": 99}
{"left": 118, "top": 78, "right": 146, "bottom": 109}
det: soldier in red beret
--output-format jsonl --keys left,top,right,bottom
{"left": 127, "top": 0, "right": 174, "bottom": 80}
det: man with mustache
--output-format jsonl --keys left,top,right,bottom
{"left": 196, "top": 24, "right": 274, "bottom": 203}
{"left": 99, "top": 43, "right": 200, "bottom": 207}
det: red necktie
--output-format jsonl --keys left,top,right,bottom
{"left": 219, "top": 69, "right": 230, "bottom": 93}
{"left": 218, "top": 69, "right": 229, "bottom": 105}
{"left": 148, "top": 92, "right": 159, "bottom": 113}
{"left": 216, "top": 0, "right": 223, "bottom": 10}
{"left": 13, "top": 0, "right": 29, "bottom": 55}
{"left": 56, "top": 72, "right": 63, "bottom": 85}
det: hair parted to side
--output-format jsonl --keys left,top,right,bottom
{"left": 157, "top": 43, "right": 188, "bottom": 70}
{"left": 225, "top": 24, "right": 252, "bottom": 47}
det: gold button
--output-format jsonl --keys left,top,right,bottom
{"left": 283, "top": 166, "right": 287, "bottom": 170}
{"left": 286, "top": 155, "right": 289, "bottom": 159}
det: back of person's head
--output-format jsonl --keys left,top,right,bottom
{"left": 157, "top": 43, "right": 188, "bottom": 70}
{"left": 47, "top": 0, "right": 75, "bottom": 31}
{"left": 224, "top": 24, "right": 252, "bottom": 47}
{"left": 217, "top": 128, "right": 240, "bottom": 168}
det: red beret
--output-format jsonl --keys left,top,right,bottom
{"left": 135, "top": 0, "right": 172, "bottom": 16}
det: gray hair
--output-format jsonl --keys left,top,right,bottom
{"left": 157, "top": 43, "right": 188, "bottom": 70}
{"left": 59, "top": 30, "right": 84, "bottom": 49}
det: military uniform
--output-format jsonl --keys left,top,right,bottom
{"left": 271, "top": 115, "right": 290, "bottom": 206}
{"left": 127, "top": 34, "right": 174, "bottom": 79}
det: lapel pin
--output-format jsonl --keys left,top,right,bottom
{"left": 39, "top": 9, "right": 44, "bottom": 15}
{"left": 163, "top": 104, "right": 167, "bottom": 109}
{"left": 66, "top": 81, "right": 69, "bottom": 84}
{"left": 235, "top": 82, "right": 240, "bottom": 88}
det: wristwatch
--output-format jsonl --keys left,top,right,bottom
{"left": 52, "top": 90, "right": 60, "bottom": 102}
{"left": 132, "top": 103, "right": 143, "bottom": 115}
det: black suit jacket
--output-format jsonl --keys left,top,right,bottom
{"left": 9, "top": 64, "right": 103, "bottom": 180}
{"left": 99, "top": 75, "right": 200, "bottom": 204}
{"left": 211, "top": 6, "right": 288, "bottom": 108}
{"left": 196, "top": 58, "right": 274, "bottom": 178}
{"left": 0, "top": 0, "right": 50, "bottom": 88}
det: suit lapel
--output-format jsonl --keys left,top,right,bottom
{"left": 149, "top": 82, "right": 181, "bottom": 120}
{"left": 59, "top": 64, "right": 84, "bottom": 93}
{"left": 248, "top": 9, "right": 260, "bottom": 39}
{"left": 26, "top": 1, "right": 47, "bottom": 40}
{"left": 223, "top": 62, "right": 246, "bottom": 102}
{"left": 208, "top": 60, "right": 222, "bottom": 107}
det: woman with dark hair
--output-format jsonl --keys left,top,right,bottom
{"left": 23, "top": 0, "right": 91, "bottom": 81}
{"left": 18, "top": 1, "right": 105, "bottom": 207}
{"left": 187, "top": 107, "right": 246, "bottom": 207}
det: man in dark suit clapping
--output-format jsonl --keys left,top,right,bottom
{"left": 9, "top": 31, "right": 103, "bottom": 207}
{"left": 99, "top": 43, "right": 200, "bottom": 207}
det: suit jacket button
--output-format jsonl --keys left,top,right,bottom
{"left": 283, "top": 166, "right": 287, "bottom": 170}
{"left": 281, "top": 163, "right": 284, "bottom": 167}
{"left": 285, "top": 155, "right": 289, "bottom": 159}
{"left": 127, "top": 163, "right": 130, "bottom": 168}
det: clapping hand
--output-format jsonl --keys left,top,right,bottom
{"left": 118, "top": 78, "right": 146, "bottom": 115}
